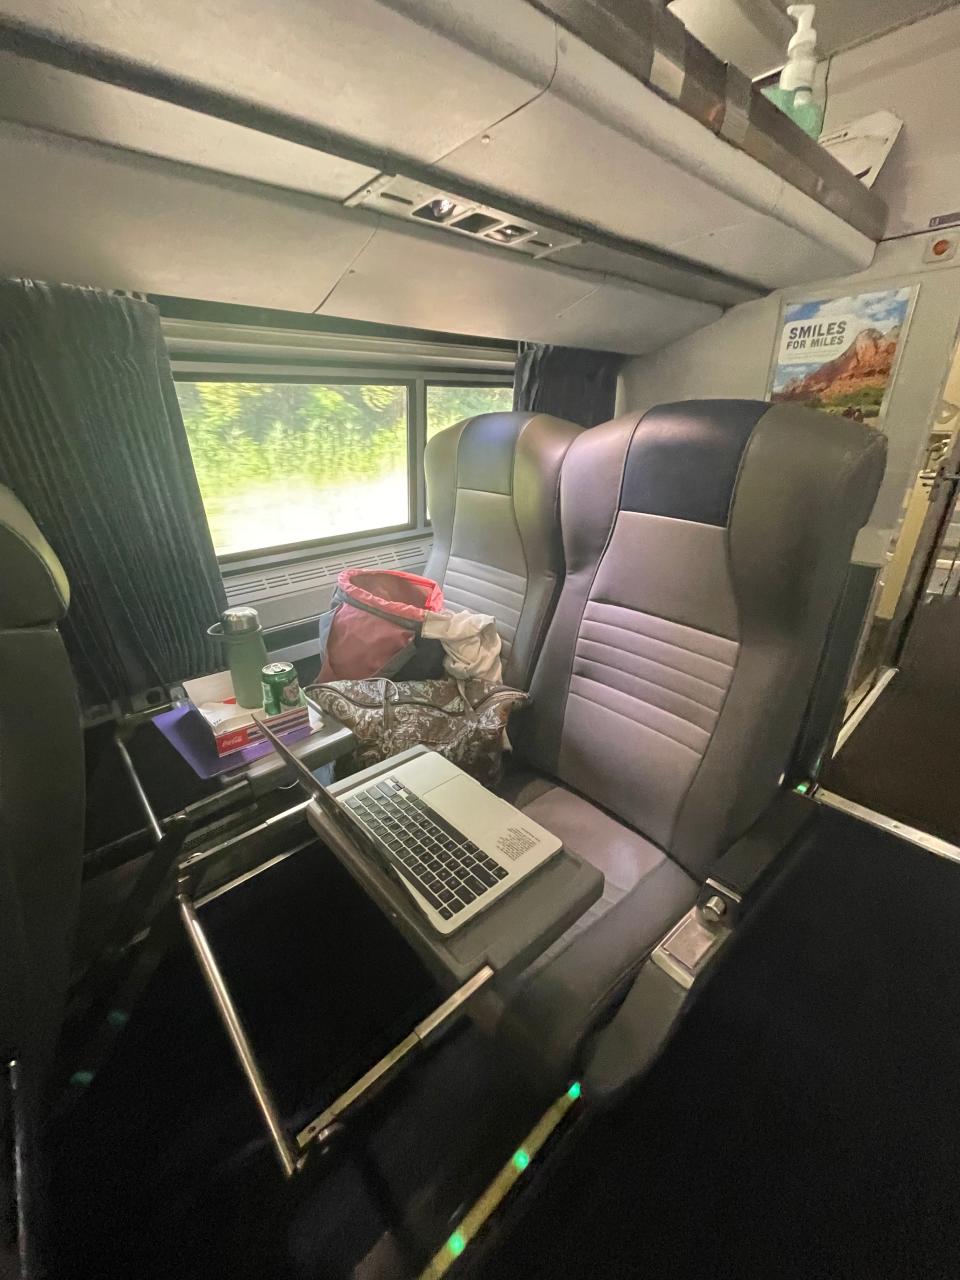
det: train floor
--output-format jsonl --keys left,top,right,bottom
{"left": 465, "top": 803, "right": 960, "bottom": 1280}
{"left": 822, "top": 595, "right": 960, "bottom": 846}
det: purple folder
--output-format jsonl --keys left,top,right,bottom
{"left": 153, "top": 702, "right": 315, "bottom": 780}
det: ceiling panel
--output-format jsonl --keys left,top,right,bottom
{"left": 523, "top": 277, "right": 720, "bottom": 353}
{"left": 0, "top": 0, "right": 878, "bottom": 297}
{"left": 0, "top": 119, "right": 718, "bottom": 354}
{"left": 319, "top": 221, "right": 719, "bottom": 352}
{"left": 317, "top": 223, "right": 594, "bottom": 343}
{"left": 669, "top": 214, "right": 858, "bottom": 288}
{"left": 438, "top": 90, "right": 755, "bottom": 258}
{"left": 0, "top": 0, "right": 555, "bottom": 165}
{"left": 437, "top": 39, "right": 872, "bottom": 288}
{"left": 0, "top": 52, "right": 379, "bottom": 200}
{"left": 550, "top": 242, "right": 757, "bottom": 309}
{"left": 0, "top": 124, "right": 376, "bottom": 310}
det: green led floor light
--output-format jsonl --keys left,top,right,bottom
{"left": 424, "top": 1082, "right": 584, "bottom": 1277}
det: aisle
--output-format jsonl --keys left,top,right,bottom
{"left": 821, "top": 595, "right": 960, "bottom": 845}
{"left": 468, "top": 806, "right": 960, "bottom": 1280}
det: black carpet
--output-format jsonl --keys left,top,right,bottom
{"left": 822, "top": 596, "right": 960, "bottom": 844}
{"left": 469, "top": 805, "right": 960, "bottom": 1280}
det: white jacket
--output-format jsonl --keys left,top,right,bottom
{"left": 421, "top": 608, "right": 503, "bottom": 684}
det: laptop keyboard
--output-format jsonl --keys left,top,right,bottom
{"left": 342, "top": 776, "right": 509, "bottom": 922}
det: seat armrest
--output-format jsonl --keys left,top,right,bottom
{"left": 502, "top": 795, "right": 814, "bottom": 1101}
{"left": 583, "top": 961, "right": 688, "bottom": 1102}
{"left": 583, "top": 793, "right": 816, "bottom": 1103}
{"left": 497, "top": 858, "right": 696, "bottom": 1099}
{"left": 699, "top": 789, "right": 814, "bottom": 924}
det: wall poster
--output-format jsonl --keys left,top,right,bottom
{"left": 768, "top": 286, "right": 917, "bottom": 422}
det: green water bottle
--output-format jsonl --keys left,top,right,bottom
{"left": 207, "top": 606, "right": 270, "bottom": 708}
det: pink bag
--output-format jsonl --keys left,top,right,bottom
{"left": 317, "top": 569, "right": 445, "bottom": 681}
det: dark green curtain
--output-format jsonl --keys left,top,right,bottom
{"left": 0, "top": 279, "right": 226, "bottom": 708}
{"left": 513, "top": 342, "right": 623, "bottom": 427}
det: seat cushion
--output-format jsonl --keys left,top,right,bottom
{"left": 500, "top": 769, "right": 676, "bottom": 915}
{"left": 498, "top": 769, "right": 696, "bottom": 968}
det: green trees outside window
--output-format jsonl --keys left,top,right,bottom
{"left": 177, "top": 380, "right": 513, "bottom": 557}
{"left": 426, "top": 384, "right": 513, "bottom": 440}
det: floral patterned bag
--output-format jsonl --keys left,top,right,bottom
{"left": 305, "top": 677, "right": 528, "bottom": 787}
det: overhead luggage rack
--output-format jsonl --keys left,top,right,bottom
{"left": 529, "top": 0, "right": 885, "bottom": 242}
{"left": 0, "top": 0, "right": 886, "bottom": 342}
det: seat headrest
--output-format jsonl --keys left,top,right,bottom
{"left": 444, "top": 412, "right": 547, "bottom": 494}
{"left": 560, "top": 399, "right": 886, "bottom": 588}
{"left": 618, "top": 398, "right": 886, "bottom": 531}
{"left": 0, "top": 485, "right": 70, "bottom": 627}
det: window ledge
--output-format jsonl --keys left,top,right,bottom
{"left": 221, "top": 529, "right": 434, "bottom": 630}
{"left": 221, "top": 525, "right": 431, "bottom": 576}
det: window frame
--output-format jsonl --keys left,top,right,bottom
{"left": 174, "top": 367, "right": 513, "bottom": 572}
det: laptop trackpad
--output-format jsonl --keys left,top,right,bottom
{"left": 422, "top": 774, "right": 560, "bottom": 862}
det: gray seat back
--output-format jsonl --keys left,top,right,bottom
{"left": 0, "top": 486, "right": 84, "bottom": 1088}
{"left": 521, "top": 400, "right": 886, "bottom": 878}
{"left": 424, "top": 412, "right": 583, "bottom": 688}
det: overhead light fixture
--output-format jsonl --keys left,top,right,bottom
{"left": 412, "top": 196, "right": 464, "bottom": 223}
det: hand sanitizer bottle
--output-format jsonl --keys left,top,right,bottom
{"left": 763, "top": 4, "right": 825, "bottom": 140}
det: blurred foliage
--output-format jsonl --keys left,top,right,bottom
{"left": 178, "top": 381, "right": 407, "bottom": 492}
{"left": 178, "top": 380, "right": 513, "bottom": 492}
{"left": 177, "top": 380, "right": 513, "bottom": 551}
{"left": 426, "top": 384, "right": 513, "bottom": 438}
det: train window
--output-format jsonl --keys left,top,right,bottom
{"left": 425, "top": 383, "right": 513, "bottom": 442}
{"left": 177, "top": 379, "right": 411, "bottom": 558}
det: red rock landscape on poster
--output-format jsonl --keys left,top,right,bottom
{"left": 773, "top": 324, "right": 900, "bottom": 416}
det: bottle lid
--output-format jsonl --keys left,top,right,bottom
{"left": 220, "top": 606, "right": 261, "bottom": 635}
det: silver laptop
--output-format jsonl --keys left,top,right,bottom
{"left": 258, "top": 718, "right": 561, "bottom": 935}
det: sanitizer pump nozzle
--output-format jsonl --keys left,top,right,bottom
{"left": 780, "top": 5, "right": 818, "bottom": 105}
{"left": 763, "top": 2, "right": 823, "bottom": 138}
